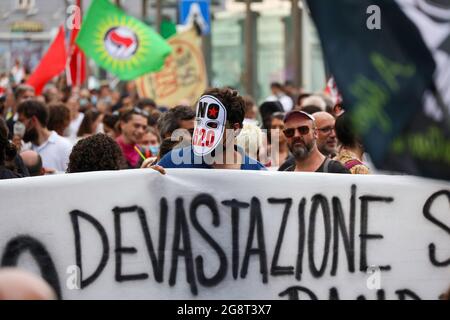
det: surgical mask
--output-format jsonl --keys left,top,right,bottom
{"left": 79, "top": 98, "right": 89, "bottom": 107}
{"left": 149, "top": 145, "right": 160, "bottom": 156}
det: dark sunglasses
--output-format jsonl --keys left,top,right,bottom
{"left": 283, "top": 125, "right": 311, "bottom": 138}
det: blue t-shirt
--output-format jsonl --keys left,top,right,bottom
{"left": 158, "top": 145, "right": 267, "bottom": 170}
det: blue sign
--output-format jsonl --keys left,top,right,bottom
{"left": 179, "top": 0, "right": 211, "bottom": 35}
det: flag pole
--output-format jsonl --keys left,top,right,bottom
{"left": 244, "top": 0, "right": 255, "bottom": 97}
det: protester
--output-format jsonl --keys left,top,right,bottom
{"left": 68, "top": 133, "right": 126, "bottom": 173}
{"left": 78, "top": 88, "right": 92, "bottom": 109}
{"left": 259, "top": 100, "right": 283, "bottom": 130}
{"left": 147, "top": 108, "right": 162, "bottom": 129}
{"left": 102, "top": 112, "right": 120, "bottom": 139}
{"left": 116, "top": 107, "right": 149, "bottom": 168}
{"left": 280, "top": 110, "right": 350, "bottom": 173}
{"left": 157, "top": 105, "right": 195, "bottom": 139}
{"left": 266, "top": 112, "right": 289, "bottom": 169}
{"left": 20, "top": 150, "right": 45, "bottom": 176}
{"left": 7, "top": 84, "right": 35, "bottom": 139}
{"left": 313, "top": 111, "right": 338, "bottom": 158}
{"left": 47, "top": 103, "right": 71, "bottom": 137}
{"left": 300, "top": 95, "right": 327, "bottom": 112}
{"left": 17, "top": 99, "right": 72, "bottom": 173}
{"left": 316, "top": 92, "right": 335, "bottom": 114}
{"left": 10, "top": 59, "right": 25, "bottom": 86}
{"left": 300, "top": 104, "right": 323, "bottom": 115}
{"left": 158, "top": 138, "right": 188, "bottom": 161}
{"left": 76, "top": 109, "right": 104, "bottom": 140}
{"left": 0, "top": 118, "right": 21, "bottom": 179}
{"left": 278, "top": 110, "right": 337, "bottom": 171}
{"left": 236, "top": 121, "right": 264, "bottom": 161}
{"left": 334, "top": 113, "right": 370, "bottom": 174}
{"left": 296, "top": 92, "right": 311, "bottom": 109}
{"left": 154, "top": 105, "right": 195, "bottom": 156}
{"left": 66, "top": 96, "right": 84, "bottom": 140}
{"left": 137, "top": 126, "right": 161, "bottom": 159}
{"left": 266, "top": 82, "right": 294, "bottom": 112}
{"left": 158, "top": 87, "right": 266, "bottom": 170}
{"left": 137, "top": 98, "right": 157, "bottom": 114}
{"left": 42, "top": 85, "right": 63, "bottom": 104}
{"left": 284, "top": 80, "right": 300, "bottom": 105}
{"left": 242, "top": 95, "right": 258, "bottom": 125}
{"left": 98, "top": 83, "right": 112, "bottom": 106}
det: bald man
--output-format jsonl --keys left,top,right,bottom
{"left": 20, "top": 150, "right": 44, "bottom": 176}
{"left": 313, "top": 111, "right": 338, "bottom": 158}
{"left": 0, "top": 268, "right": 56, "bottom": 300}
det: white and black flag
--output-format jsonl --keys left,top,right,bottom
{"left": 307, "top": 0, "right": 450, "bottom": 180}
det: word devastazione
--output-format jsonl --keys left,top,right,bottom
{"left": 0, "top": 170, "right": 448, "bottom": 299}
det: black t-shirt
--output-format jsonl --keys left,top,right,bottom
{"left": 316, "top": 158, "right": 350, "bottom": 173}
{"left": 278, "top": 155, "right": 295, "bottom": 171}
{"left": 280, "top": 157, "right": 350, "bottom": 174}
{"left": 0, "top": 166, "right": 22, "bottom": 180}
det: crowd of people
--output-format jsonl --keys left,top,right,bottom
{"left": 1, "top": 77, "right": 449, "bottom": 300}
{"left": 0, "top": 78, "right": 373, "bottom": 178}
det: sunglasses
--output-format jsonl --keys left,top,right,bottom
{"left": 283, "top": 125, "right": 311, "bottom": 138}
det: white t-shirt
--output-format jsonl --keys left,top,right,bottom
{"left": 266, "top": 94, "right": 294, "bottom": 112}
{"left": 32, "top": 131, "right": 73, "bottom": 173}
{"left": 66, "top": 113, "right": 85, "bottom": 141}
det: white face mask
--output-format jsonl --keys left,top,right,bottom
{"left": 192, "top": 95, "right": 227, "bottom": 156}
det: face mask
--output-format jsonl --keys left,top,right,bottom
{"left": 192, "top": 95, "right": 227, "bottom": 156}
{"left": 13, "top": 121, "right": 26, "bottom": 138}
{"left": 79, "top": 98, "right": 89, "bottom": 107}
{"left": 149, "top": 145, "right": 160, "bottom": 156}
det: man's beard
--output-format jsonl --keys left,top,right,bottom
{"left": 23, "top": 127, "right": 38, "bottom": 144}
{"left": 289, "top": 138, "right": 314, "bottom": 160}
{"left": 319, "top": 139, "right": 337, "bottom": 157}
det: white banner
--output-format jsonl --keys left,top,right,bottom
{"left": 0, "top": 170, "right": 449, "bottom": 300}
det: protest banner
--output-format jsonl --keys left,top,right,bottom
{"left": 136, "top": 28, "right": 208, "bottom": 108}
{"left": 0, "top": 170, "right": 448, "bottom": 299}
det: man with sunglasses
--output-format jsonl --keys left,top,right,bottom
{"left": 281, "top": 110, "right": 349, "bottom": 173}
{"left": 116, "top": 107, "right": 149, "bottom": 168}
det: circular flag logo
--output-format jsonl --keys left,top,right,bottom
{"left": 104, "top": 26, "right": 139, "bottom": 60}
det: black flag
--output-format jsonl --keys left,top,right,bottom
{"left": 306, "top": 0, "right": 450, "bottom": 180}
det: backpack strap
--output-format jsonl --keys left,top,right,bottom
{"left": 285, "top": 164, "right": 296, "bottom": 172}
{"left": 323, "top": 157, "right": 331, "bottom": 173}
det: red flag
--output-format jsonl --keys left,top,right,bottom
{"left": 324, "top": 76, "right": 343, "bottom": 105}
{"left": 26, "top": 25, "right": 67, "bottom": 95}
{"left": 67, "top": 0, "right": 86, "bottom": 87}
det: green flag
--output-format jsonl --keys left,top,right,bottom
{"left": 76, "top": 0, "right": 172, "bottom": 80}
{"left": 160, "top": 19, "right": 177, "bottom": 40}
